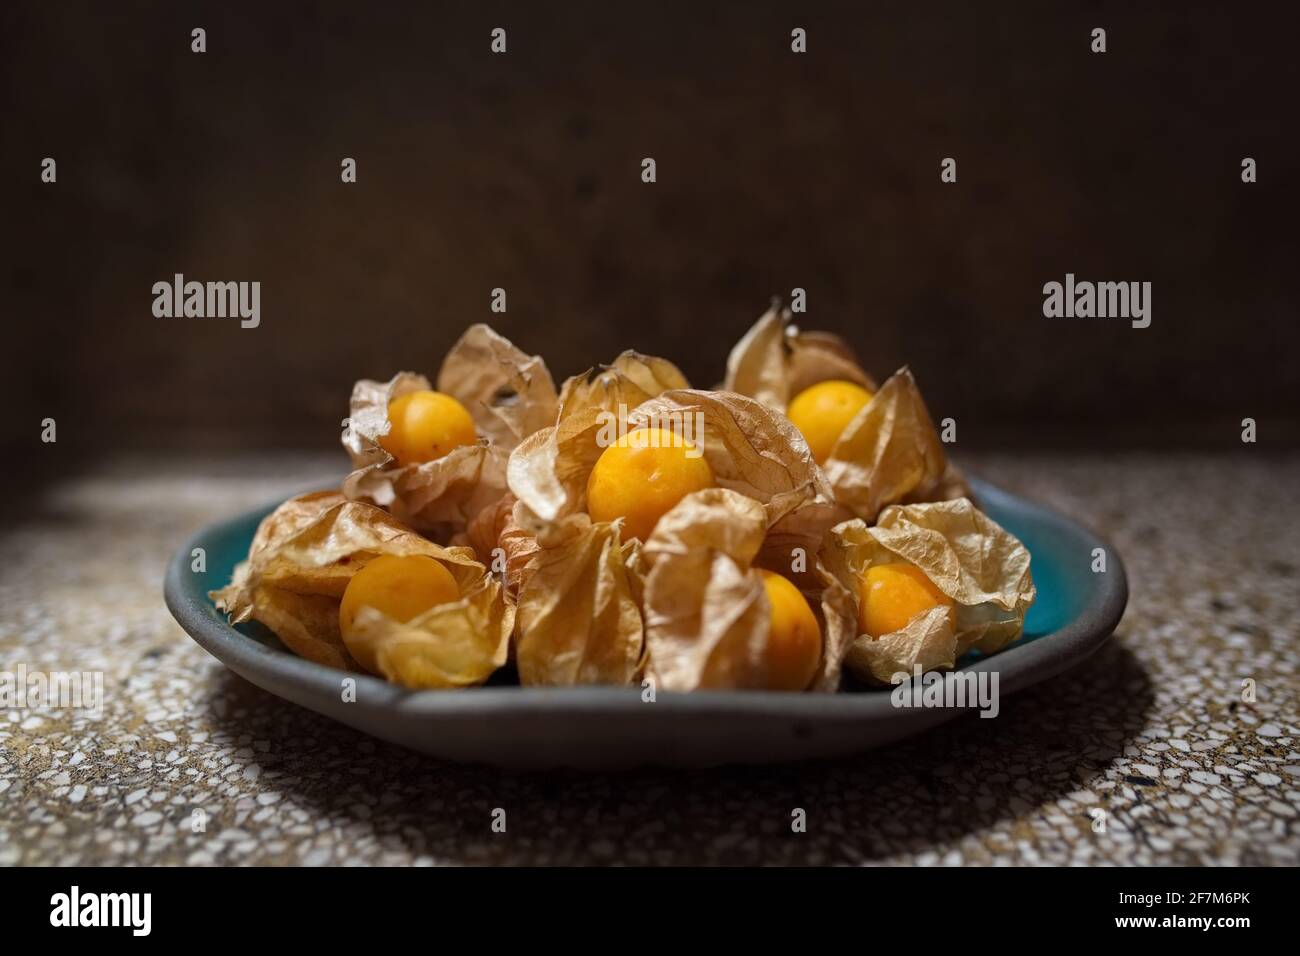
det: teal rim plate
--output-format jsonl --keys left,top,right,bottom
{"left": 164, "top": 476, "right": 1127, "bottom": 769}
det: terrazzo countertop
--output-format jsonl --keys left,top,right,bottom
{"left": 1, "top": 452, "right": 1297, "bottom": 866}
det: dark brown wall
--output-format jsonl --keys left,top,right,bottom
{"left": 5, "top": 1, "right": 1297, "bottom": 458}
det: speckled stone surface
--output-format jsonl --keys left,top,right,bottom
{"left": 1, "top": 452, "right": 1297, "bottom": 866}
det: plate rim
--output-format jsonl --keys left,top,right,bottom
{"left": 163, "top": 476, "right": 1129, "bottom": 723}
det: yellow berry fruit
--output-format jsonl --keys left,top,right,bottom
{"left": 339, "top": 555, "right": 461, "bottom": 671}
{"left": 786, "top": 379, "right": 874, "bottom": 464}
{"left": 586, "top": 427, "right": 716, "bottom": 543}
{"left": 857, "top": 562, "right": 954, "bottom": 638}
{"left": 379, "top": 390, "right": 478, "bottom": 466}
{"left": 760, "top": 570, "right": 823, "bottom": 691}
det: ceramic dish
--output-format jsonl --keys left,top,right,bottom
{"left": 164, "top": 476, "right": 1127, "bottom": 768}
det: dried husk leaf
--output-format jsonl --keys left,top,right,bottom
{"left": 213, "top": 491, "right": 356, "bottom": 667}
{"left": 845, "top": 605, "right": 959, "bottom": 685}
{"left": 641, "top": 488, "right": 854, "bottom": 692}
{"left": 246, "top": 490, "right": 348, "bottom": 562}
{"left": 823, "top": 366, "right": 971, "bottom": 522}
{"left": 754, "top": 540, "right": 860, "bottom": 693}
{"left": 826, "top": 497, "right": 1036, "bottom": 684}
{"left": 505, "top": 352, "right": 690, "bottom": 543}
{"left": 506, "top": 413, "right": 603, "bottom": 542}
{"left": 788, "top": 330, "right": 878, "bottom": 399}
{"left": 642, "top": 489, "right": 770, "bottom": 690}
{"left": 632, "top": 389, "right": 839, "bottom": 557}
{"left": 904, "top": 460, "right": 974, "bottom": 508}
{"left": 722, "top": 308, "right": 788, "bottom": 409}
{"left": 809, "top": 560, "right": 861, "bottom": 692}
{"left": 435, "top": 323, "right": 559, "bottom": 448}
{"left": 340, "top": 370, "right": 507, "bottom": 539}
{"left": 723, "top": 305, "right": 877, "bottom": 412}
{"left": 464, "top": 492, "right": 540, "bottom": 596}
{"left": 509, "top": 387, "right": 838, "bottom": 560}
{"left": 211, "top": 496, "right": 510, "bottom": 688}
{"left": 557, "top": 351, "right": 690, "bottom": 422}
{"left": 212, "top": 490, "right": 354, "bottom": 668}
{"left": 724, "top": 307, "right": 970, "bottom": 521}
{"left": 340, "top": 326, "right": 556, "bottom": 539}
{"left": 341, "top": 370, "right": 429, "bottom": 471}
{"left": 246, "top": 589, "right": 359, "bottom": 672}
{"left": 515, "top": 517, "right": 644, "bottom": 686}
{"left": 342, "top": 564, "right": 512, "bottom": 690}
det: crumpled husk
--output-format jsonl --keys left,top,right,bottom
{"left": 509, "top": 387, "right": 838, "bottom": 559}
{"left": 506, "top": 368, "right": 843, "bottom": 689}
{"left": 755, "top": 538, "right": 859, "bottom": 694}
{"left": 244, "top": 489, "right": 348, "bottom": 563}
{"left": 488, "top": 352, "right": 690, "bottom": 685}
{"left": 902, "top": 460, "right": 972, "bottom": 509}
{"left": 463, "top": 492, "right": 540, "bottom": 597}
{"left": 504, "top": 351, "right": 690, "bottom": 543}
{"left": 723, "top": 304, "right": 877, "bottom": 412}
{"left": 211, "top": 494, "right": 512, "bottom": 689}
{"left": 825, "top": 497, "right": 1035, "bottom": 684}
{"left": 807, "top": 562, "right": 859, "bottom": 692}
{"left": 435, "top": 323, "right": 560, "bottom": 446}
{"left": 724, "top": 305, "right": 972, "bottom": 522}
{"left": 557, "top": 350, "right": 690, "bottom": 421}
{"left": 341, "top": 324, "right": 558, "bottom": 539}
{"left": 822, "top": 366, "right": 972, "bottom": 522}
{"left": 641, "top": 489, "right": 856, "bottom": 691}
{"left": 514, "top": 516, "right": 645, "bottom": 686}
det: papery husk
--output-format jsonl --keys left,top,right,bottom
{"left": 505, "top": 352, "right": 691, "bottom": 546}
{"left": 641, "top": 489, "right": 770, "bottom": 690}
{"left": 506, "top": 416, "right": 603, "bottom": 547}
{"left": 514, "top": 516, "right": 645, "bottom": 686}
{"left": 632, "top": 389, "right": 839, "bottom": 557}
{"left": 464, "top": 492, "right": 541, "bottom": 597}
{"left": 809, "top": 561, "right": 863, "bottom": 692}
{"left": 341, "top": 370, "right": 508, "bottom": 539}
{"left": 213, "top": 490, "right": 357, "bottom": 669}
{"left": 723, "top": 304, "right": 877, "bottom": 412}
{"left": 246, "top": 490, "right": 348, "bottom": 562}
{"left": 724, "top": 306, "right": 971, "bottom": 521}
{"left": 755, "top": 538, "right": 859, "bottom": 693}
{"left": 641, "top": 488, "right": 854, "bottom": 692}
{"left": 435, "top": 323, "right": 559, "bottom": 448}
{"left": 354, "top": 446, "right": 510, "bottom": 541}
{"left": 342, "top": 560, "right": 513, "bottom": 689}
{"left": 823, "top": 366, "right": 972, "bottom": 522}
{"left": 557, "top": 350, "right": 690, "bottom": 421}
{"left": 211, "top": 495, "right": 511, "bottom": 688}
{"left": 903, "top": 460, "right": 973, "bottom": 508}
{"left": 509, "top": 387, "right": 838, "bottom": 559}
{"left": 845, "top": 605, "right": 961, "bottom": 685}
{"left": 341, "top": 325, "right": 557, "bottom": 539}
{"left": 826, "top": 497, "right": 1036, "bottom": 684}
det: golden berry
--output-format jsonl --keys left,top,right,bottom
{"left": 760, "top": 570, "right": 823, "bottom": 691}
{"left": 786, "top": 379, "right": 874, "bottom": 464}
{"left": 585, "top": 427, "right": 716, "bottom": 542}
{"left": 857, "top": 562, "right": 953, "bottom": 638}
{"left": 380, "top": 390, "right": 477, "bottom": 465}
{"left": 339, "top": 554, "right": 461, "bottom": 672}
